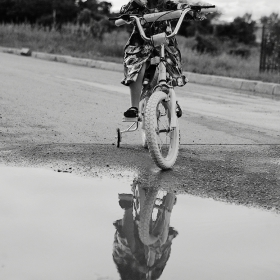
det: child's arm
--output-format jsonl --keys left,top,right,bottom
{"left": 120, "top": 0, "right": 147, "bottom": 14}
{"left": 164, "top": 0, "right": 190, "bottom": 11}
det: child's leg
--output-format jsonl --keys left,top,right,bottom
{"left": 118, "top": 194, "right": 136, "bottom": 251}
{"left": 128, "top": 63, "right": 146, "bottom": 109}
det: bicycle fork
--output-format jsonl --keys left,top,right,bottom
{"left": 158, "top": 44, "right": 177, "bottom": 129}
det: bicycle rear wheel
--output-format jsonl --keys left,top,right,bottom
{"left": 145, "top": 91, "right": 180, "bottom": 169}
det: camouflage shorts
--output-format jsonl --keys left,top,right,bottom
{"left": 121, "top": 32, "right": 184, "bottom": 86}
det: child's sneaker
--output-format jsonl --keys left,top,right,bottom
{"left": 123, "top": 107, "right": 138, "bottom": 118}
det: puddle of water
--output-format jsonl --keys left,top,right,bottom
{"left": 0, "top": 166, "right": 131, "bottom": 280}
{"left": 168, "top": 196, "right": 280, "bottom": 280}
{"left": 1, "top": 166, "right": 280, "bottom": 280}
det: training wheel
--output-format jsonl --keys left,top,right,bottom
{"left": 116, "top": 128, "right": 121, "bottom": 148}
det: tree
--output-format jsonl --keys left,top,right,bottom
{"left": 178, "top": 10, "right": 221, "bottom": 37}
{"left": 76, "top": 0, "right": 98, "bottom": 13}
{"left": 98, "top": 1, "right": 112, "bottom": 15}
{"left": 216, "top": 13, "right": 256, "bottom": 45}
{"left": 53, "top": 0, "right": 78, "bottom": 23}
{"left": 261, "top": 13, "right": 279, "bottom": 25}
{"left": 77, "top": 8, "right": 92, "bottom": 25}
{"left": 5, "top": 0, "right": 52, "bottom": 23}
{"left": 0, "top": 0, "right": 16, "bottom": 22}
{"left": 0, "top": 0, "right": 81, "bottom": 24}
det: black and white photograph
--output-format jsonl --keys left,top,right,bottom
{"left": 1, "top": 0, "right": 280, "bottom": 279}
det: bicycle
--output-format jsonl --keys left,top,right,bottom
{"left": 112, "top": 5, "right": 215, "bottom": 169}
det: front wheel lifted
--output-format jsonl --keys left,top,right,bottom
{"left": 145, "top": 91, "right": 180, "bottom": 169}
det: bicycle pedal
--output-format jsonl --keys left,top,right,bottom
{"left": 122, "top": 117, "right": 138, "bottom": 122}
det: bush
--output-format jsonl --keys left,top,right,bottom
{"left": 192, "top": 35, "right": 220, "bottom": 54}
{"left": 216, "top": 13, "right": 256, "bottom": 45}
{"left": 228, "top": 48, "right": 251, "bottom": 58}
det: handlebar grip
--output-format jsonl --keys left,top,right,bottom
{"left": 202, "top": 7, "right": 216, "bottom": 12}
{"left": 115, "top": 18, "right": 127, "bottom": 26}
{"left": 202, "top": 5, "right": 215, "bottom": 8}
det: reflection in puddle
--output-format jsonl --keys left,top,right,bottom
{"left": 114, "top": 186, "right": 177, "bottom": 279}
{"left": 1, "top": 166, "right": 280, "bottom": 280}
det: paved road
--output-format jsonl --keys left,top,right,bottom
{"left": 0, "top": 52, "right": 279, "bottom": 211}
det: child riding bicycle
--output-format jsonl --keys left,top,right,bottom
{"left": 119, "top": 0, "right": 206, "bottom": 118}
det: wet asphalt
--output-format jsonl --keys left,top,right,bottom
{"left": 0, "top": 52, "right": 280, "bottom": 213}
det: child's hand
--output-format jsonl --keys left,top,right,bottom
{"left": 134, "top": 0, "right": 147, "bottom": 7}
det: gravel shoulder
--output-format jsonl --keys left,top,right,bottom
{"left": 1, "top": 143, "right": 279, "bottom": 212}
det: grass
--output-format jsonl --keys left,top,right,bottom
{"left": 0, "top": 23, "right": 279, "bottom": 84}
{"left": 0, "top": 23, "right": 126, "bottom": 63}
{"left": 176, "top": 36, "right": 280, "bottom": 83}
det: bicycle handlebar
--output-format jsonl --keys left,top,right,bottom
{"left": 115, "top": 10, "right": 183, "bottom": 26}
{"left": 112, "top": 5, "right": 216, "bottom": 41}
{"left": 138, "top": 9, "right": 190, "bottom": 41}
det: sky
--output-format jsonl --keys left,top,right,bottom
{"left": 110, "top": 0, "right": 280, "bottom": 21}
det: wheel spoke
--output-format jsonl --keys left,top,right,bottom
{"left": 158, "top": 118, "right": 169, "bottom": 132}
{"left": 155, "top": 103, "right": 173, "bottom": 158}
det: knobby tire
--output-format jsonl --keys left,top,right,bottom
{"left": 138, "top": 188, "right": 160, "bottom": 245}
{"left": 145, "top": 91, "right": 180, "bottom": 169}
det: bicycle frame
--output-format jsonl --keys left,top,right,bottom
{"left": 157, "top": 44, "right": 177, "bottom": 129}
